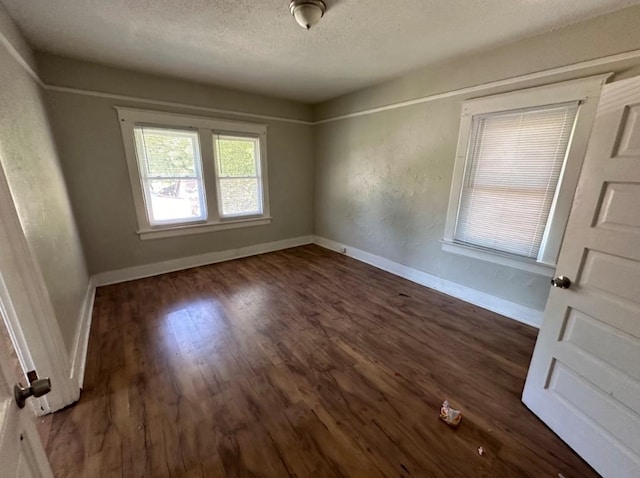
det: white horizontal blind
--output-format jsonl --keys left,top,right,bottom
{"left": 133, "top": 126, "right": 206, "bottom": 225}
{"left": 454, "top": 102, "right": 579, "bottom": 259}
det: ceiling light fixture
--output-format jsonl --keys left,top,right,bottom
{"left": 289, "top": 0, "right": 326, "bottom": 30}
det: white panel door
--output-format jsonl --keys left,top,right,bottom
{"left": 523, "top": 75, "right": 640, "bottom": 478}
{"left": 0, "top": 314, "right": 53, "bottom": 478}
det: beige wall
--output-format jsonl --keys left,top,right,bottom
{"left": 0, "top": 7, "right": 89, "bottom": 354}
{"left": 313, "top": 6, "right": 640, "bottom": 311}
{"left": 39, "top": 54, "right": 312, "bottom": 123}
{"left": 37, "top": 54, "right": 315, "bottom": 274}
{"left": 315, "top": 6, "right": 640, "bottom": 120}
{"left": 0, "top": 1, "right": 36, "bottom": 72}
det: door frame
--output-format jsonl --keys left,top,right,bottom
{"left": 0, "top": 159, "right": 79, "bottom": 414}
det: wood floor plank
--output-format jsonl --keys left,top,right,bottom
{"left": 36, "top": 245, "right": 598, "bottom": 477}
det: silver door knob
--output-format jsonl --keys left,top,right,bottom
{"left": 551, "top": 276, "right": 572, "bottom": 289}
{"left": 14, "top": 378, "right": 51, "bottom": 409}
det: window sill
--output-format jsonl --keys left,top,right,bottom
{"left": 138, "top": 216, "right": 272, "bottom": 240}
{"left": 440, "top": 240, "right": 555, "bottom": 276}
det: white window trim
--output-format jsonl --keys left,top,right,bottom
{"left": 116, "top": 107, "right": 271, "bottom": 239}
{"left": 213, "top": 133, "right": 264, "bottom": 219}
{"left": 442, "top": 74, "right": 611, "bottom": 275}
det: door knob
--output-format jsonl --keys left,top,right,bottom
{"left": 14, "top": 378, "right": 51, "bottom": 409}
{"left": 551, "top": 276, "right": 572, "bottom": 289}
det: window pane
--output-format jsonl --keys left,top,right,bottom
{"left": 216, "top": 136, "right": 258, "bottom": 177}
{"left": 214, "top": 134, "right": 262, "bottom": 217}
{"left": 219, "top": 178, "right": 260, "bottom": 216}
{"left": 147, "top": 179, "right": 204, "bottom": 223}
{"left": 136, "top": 128, "right": 199, "bottom": 177}
{"left": 455, "top": 103, "right": 579, "bottom": 259}
{"left": 134, "top": 126, "right": 207, "bottom": 225}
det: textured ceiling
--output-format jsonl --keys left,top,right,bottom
{"left": 2, "top": 0, "right": 639, "bottom": 103}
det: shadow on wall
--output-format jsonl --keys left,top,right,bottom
{"left": 331, "top": 105, "right": 453, "bottom": 270}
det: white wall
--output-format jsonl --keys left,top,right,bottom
{"left": 0, "top": 4, "right": 89, "bottom": 355}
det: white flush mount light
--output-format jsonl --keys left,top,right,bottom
{"left": 289, "top": 0, "right": 326, "bottom": 30}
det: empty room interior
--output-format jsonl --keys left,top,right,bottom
{"left": 1, "top": 1, "right": 640, "bottom": 477}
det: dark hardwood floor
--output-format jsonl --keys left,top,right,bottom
{"left": 36, "top": 245, "right": 598, "bottom": 477}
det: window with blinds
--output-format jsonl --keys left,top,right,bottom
{"left": 133, "top": 126, "right": 207, "bottom": 225}
{"left": 453, "top": 102, "right": 579, "bottom": 260}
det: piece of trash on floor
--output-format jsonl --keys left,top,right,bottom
{"left": 477, "top": 446, "right": 484, "bottom": 456}
{"left": 558, "top": 474, "right": 566, "bottom": 478}
{"left": 439, "top": 399, "right": 462, "bottom": 427}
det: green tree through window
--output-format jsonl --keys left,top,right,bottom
{"left": 215, "top": 135, "right": 261, "bottom": 216}
{"left": 141, "top": 129, "right": 198, "bottom": 177}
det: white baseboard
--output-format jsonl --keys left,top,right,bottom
{"left": 71, "top": 234, "right": 539, "bottom": 395}
{"left": 92, "top": 235, "right": 314, "bottom": 287}
{"left": 69, "top": 236, "right": 312, "bottom": 392}
{"left": 69, "top": 277, "right": 96, "bottom": 389}
{"left": 313, "top": 236, "right": 544, "bottom": 328}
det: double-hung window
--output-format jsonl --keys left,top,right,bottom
{"left": 442, "top": 76, "right": 608, "bottom": 274}
{"left": 214, "top": 133, "right": 263, "bottom": 218}
{"left": 134, "top": 127, "right": 206, "bottom": 225}
{"left": 117, "top": 108, "right": 270, "bottom": 239}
